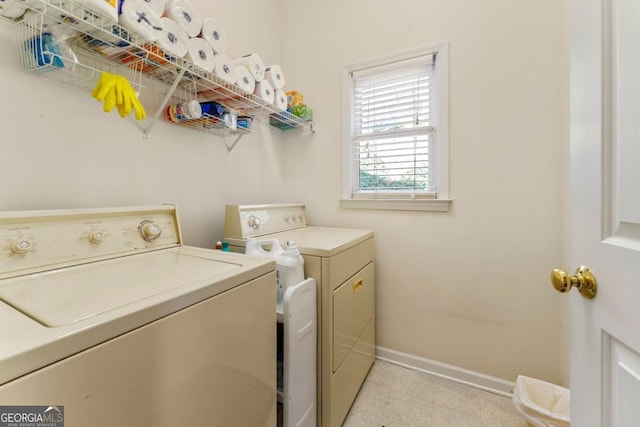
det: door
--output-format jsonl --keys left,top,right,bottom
{"left": 570, "top": 0, "right": 640, "bottom": 426}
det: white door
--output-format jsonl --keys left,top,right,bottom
{"left": 569, "top": 0, "right": 640, "bottom": 426}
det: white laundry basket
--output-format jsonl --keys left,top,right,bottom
{"left": 512, "top": 375, "right": 570, "bottom": 427}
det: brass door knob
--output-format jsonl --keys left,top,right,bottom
{"left": 551, "top": 266, "right": 597, "bottom": 299}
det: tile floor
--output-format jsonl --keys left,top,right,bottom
{"left": 342, "top": 360, "right": 528, "bottom": 427}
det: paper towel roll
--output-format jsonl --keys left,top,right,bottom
{"left": 165, "top": 0, "right": 202, "bottom": 37}
{"left": 264, "top": 65, "right": 285, "bottom": 90}
{"left": 233, "top": 53, "right": 265, "bottom": 82}
{"left": 274, "top": 89, "right": 287, "bottom": 111}
{"left": 200, "top": 17, "right": 227, "bottom": 54}
{"left": 185, "top": 37, "right": 215, "bottom": 72}
{"left": 157, "top": 17, "right": 188, "bottom": 58}
{"left": 214, "top": 53, "right": 236, "bottom": 85}
{"left": 235, "top": 65, "right": 255, "bottom": 94}
{"left": 0, "top": 0, "right": 26, "bottom": 18}
{"left": 142, "top": 0, "right": 164, "bottom": 17}
{"left": 120, "top": 0, "right": 164, "bottom": 43}
{"left": 254, "top": 80, "right": 275, "bottom": 104}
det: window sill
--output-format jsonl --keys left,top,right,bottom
{"left": 340, "top": 198, "right": 452, "bottom": 212}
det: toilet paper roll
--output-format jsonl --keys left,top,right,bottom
{"left": 185, "top": 37, "right": 215, "bottom": 72}
{"left": 264, "top": 64, "right": 285, "bottom": 90}
{"left": 165, "top": 0, "right": 202, "bottom": 37}
{"left": 142, "top": 0, "right": 164, "bottom": 17}
{"left": 214, "top": 53, "right": 236, "bottom": 85}
{"left": 0, "top": 0, "right": 26, "bottom": 18}
{"left": 157, "top": 17, "right": 188, "bottom": 58}
{"left": 200, "top": 17, "right": 227, "bottom": 54}
{"left": 235, "top": 65, "right": 255, "bottom": 94}
{"left": 120, "top": 0, "right": 164, "bottom": 43}
{"left": 274, "top": 89, "right": 287, "bottom": 111}
{"left": 232, "top": 53, "right": 265, "bottom": 82}
{"left": 254, "top": 80, "right": 275, "bottom": 104}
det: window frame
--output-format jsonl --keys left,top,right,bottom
{"left": 341, "top": 42, "right": 451, "bottom": 212}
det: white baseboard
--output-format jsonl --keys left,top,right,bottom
{"left": 375, "top": 346, "right": 515, "bottom": 397}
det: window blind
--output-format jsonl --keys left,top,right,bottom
{"left": 351, "top": 54, "right": 436, "bottom": 197}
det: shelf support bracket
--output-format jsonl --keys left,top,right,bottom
{"left": 142, "top": 68, "right": 187, "bottom": 140}
{"left": 225, "top": 134, "right": 243, "bottom": 155}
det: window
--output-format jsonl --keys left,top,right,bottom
{"left": 341, "top": 43, "right": 450, "bottom": 211}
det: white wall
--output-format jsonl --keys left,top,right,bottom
{"left": 280, "top": 0, "right": 569, "bottom": 385}
{"left": 0, "top": 0, "right": 289, "bottom": 248}
{"left": 0, "top": 0, "right": 569, "bottom": 386}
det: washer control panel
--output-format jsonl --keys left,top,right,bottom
{"left": 0, "top": 205, "right": 181, "bottom": 279}
{"left": 225, "top": 203, "right": 309, "bottom": 239}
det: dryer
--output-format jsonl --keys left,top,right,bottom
{"left": 0, "top": 205, "right": 276, "bottom": 426}
{"left": 225, "top": 203, "right": 375, "bottom": 427}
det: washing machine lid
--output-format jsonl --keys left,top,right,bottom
{"left": 0, "top": 246, "right": 275, "bottom": 386}
{"left": 0, "top": 248, "right": 245, "bottom": 327}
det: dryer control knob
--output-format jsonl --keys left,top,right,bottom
{"left": 11, "top": 239, "right": 32, "bottom": 254}
{"left": 88, "top": 231, "right": 105, "bottom": 244}
{"left": 139, "top": 221, "right": 162, "bottom": 241}
{"left": 248, "top": 215, "right": 261, "bottom": 230}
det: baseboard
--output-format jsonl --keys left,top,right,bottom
{"left": 375, "top": 346, "right": 515, "bottom": 397}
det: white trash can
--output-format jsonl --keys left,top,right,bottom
{"left": 512, "top": 375, "right": 570, "bottom": 427}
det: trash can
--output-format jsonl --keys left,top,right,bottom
{"left": 512, "top": 375, "right": 570, "bottom": 427}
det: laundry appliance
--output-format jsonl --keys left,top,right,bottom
{"left": 0, "top": 205, "right": 276, "bottom": 426}
{"left": 225, "top": 203, "right": 375, "bottom": 427}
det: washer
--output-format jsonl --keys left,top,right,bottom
{"left": 0, "top": 205, "right": 276, "bottom": 427}
{"left": 225, "top": 203, "right": 375, "bottom": 427}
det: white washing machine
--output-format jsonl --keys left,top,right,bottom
{"left": 0, "top": 205, "right": 277, "bottom": 427}
{"left": 225, "top": 203, "right": 375, "bottom": 427}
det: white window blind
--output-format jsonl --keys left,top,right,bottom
{"left": 351, "top": 53, "right": 437, "bottom": 198}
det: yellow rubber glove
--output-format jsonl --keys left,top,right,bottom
{"left": 91, "top": 72, "right": 117, "bottom": 102}
{"left": 103, "top": 85, "right": 117, "bottom": 113}
{"left": 131, "top": 96, "right": 146, "bottom": 121}
{"left": 115, "top": 77, "right": 125, "bottom": 109}
{"left": 91, "top": 72, "right": 108, "bottom": 99}
{"left": 116, "top": 76, "right": 146, "bottom": 120}
{"left": 91, "top": 72, "right": 146, "bottom": 120}
{"left": 114, "top": 77, "right": 130, "bottom": 118}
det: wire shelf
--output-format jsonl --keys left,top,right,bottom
{"left": 16, "top": 15, "right": 142, "bottom": 94}
{"left": 5, "top": 0, "right": 313, "bottom": 138}
{"left": 165, "top": 82, "right": 253, "bottom": 137}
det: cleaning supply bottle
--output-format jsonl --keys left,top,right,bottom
{"left": 275, "top": 240, "right": 305, "bottom": 299}
{"left": 245, "top": 238, "right": 285, "bottom": 303}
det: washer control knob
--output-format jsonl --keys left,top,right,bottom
{"left": 248, "top": 215, "right": 261, "bottom": 230}
{"left": 284, "top": 213, "right": 290, "bottom": 221}
{"left": 140, "top": 221, "right": 162, "bottom": 241}
{"left": 11, "top": 239, "right": 32, "bottom": 254}
{"left": 88, "top": 231, "right": 105, "bottom": 244}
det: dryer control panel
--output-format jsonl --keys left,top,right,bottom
{"left": 0, "top": 205, "right": 181, "bottom": 279}
{"left": 224, "top": 204, "right": 309, "bottom": 239}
